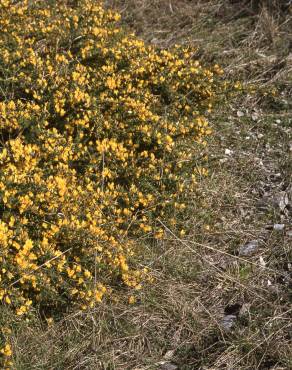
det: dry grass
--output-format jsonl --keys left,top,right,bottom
{"left": 7, "top": 1, "right": 292, "bottom": 369}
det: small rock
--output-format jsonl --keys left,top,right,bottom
{"left": 286, "top": 230, "right": 292, "bottom": 238}
{"left": 237, "top": 110, "right": 244, "bottom": 117}
{"left": 225, "top": 148, "right": 234, "bottom": 156}
{"left": 239, "top": 240, "right": 260, "bottom": 256}
{"left": 273, "top": 224, "right": 285, "bottom": 231}
{"left": 221, "top": 314, "right": 237, "bottom": 331}
{"left": 257, "top": 133, "right": 264, "bottom": 139}
{"left": 160, "top": 362, "right": 178, "bottom": 370}
{"left": 275, "top": 119, "right": 281, "bottom": 124}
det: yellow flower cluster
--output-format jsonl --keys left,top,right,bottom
{"left": 0, "top": 0, "right": 224, "bottom": 360}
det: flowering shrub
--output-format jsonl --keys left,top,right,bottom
{"left": 0, "top": 0, "right": 225, "bottom": 361}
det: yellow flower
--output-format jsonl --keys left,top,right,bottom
{"left": 128, "top": 295, "right": 136, "bottom": 304}
{"left": 0, "top": 344, "right": 12, "bottom": 357}
{"left": 5, "top": 296, "right": 11, "bottom": 305}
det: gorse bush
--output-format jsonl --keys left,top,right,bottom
{"left": 0, "top": 0, "right": 225, "bottom": 364}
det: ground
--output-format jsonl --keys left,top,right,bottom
{"left": 11, "top": 1, "right": 292, "bottom": 369}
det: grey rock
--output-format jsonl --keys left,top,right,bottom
{"left": 221, "top": 314, "right": 237, "bottom": 331}
{"left": 239, "top": 240, "right": 260, "bottom": 256}
{"left": 273, "top": 224, "right": 285, "bottom": 231}
{"left": 225, "top": 148, "right": 234, "bottom": 156}
{"left": 160, "top": 362, "right": 178, "bottom": 370}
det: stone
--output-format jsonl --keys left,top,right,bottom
{"left": 239, "top": 240, "right": 260, "bottom": 256}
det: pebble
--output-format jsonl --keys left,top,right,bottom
{"left": 160, "top": 362, "right": 178, "bottom": 370}
{"left": 221, "top": 314, "right": 237, "bottom": 331}
{"left": 225, "top": 148, "right": 234, "bottom": 156}
{"left": 239, "top": 240, "right": 259, "bottom": 256}
{"left": 273, "top": 224, "right": 285, "bottom": 231}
